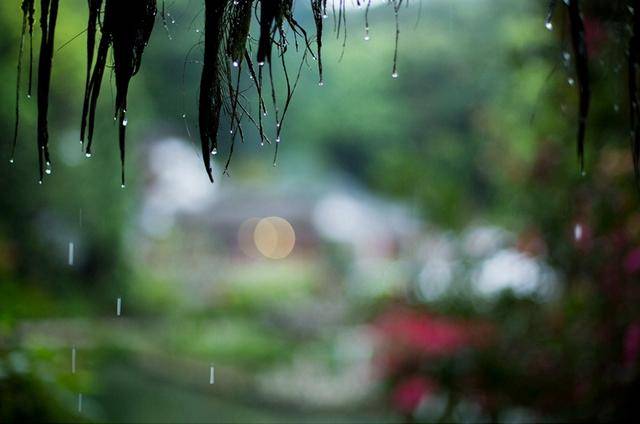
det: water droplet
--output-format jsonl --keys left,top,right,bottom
{"left": 364, "top": 35, "right": 370, "bottom": 41}
{"left": 568, "top": 77, "right": 575, "bottom": 86}
{"left": 38, "top": 180, "right": 42, "bottom": 185}
{"left": 232, "top": 61, "right": 239, "bottom": 67}
{"left": 9, "top": 158, "right": 14, "bottom": 164}
{"left": 322, "top": 13, "right": 328, "bottom": 19}
{"left": 68, "top": 242, "right": 74, "bottom": 266}
{"left": 318, "top": 80, "right": 324, "bottom": 86}
{"left": 211, "top": 148, "right": 218, "bottom": 155}
{"left": 392, "top": 71, "right": 399, "bottom": 79}
{"left": 260, "top": 142, "right": 265, "bottom": 147}
{"left": 276, "top": 136, "right": 281, "bottom": 143}
{"left": 116, "top": 297, "right": 122, "bottom": 316}
{"left": 85, "top": 153, "right": 92, "bottom": 158}
{"left": 121, "top": 184, "right": 126, "bottom": 189}
{"left": 182, "top": 113, "right": 186, "bottom": 119}
{"left": 27, "top": 94, "right": 31, "bottom": 99}
{"left": 258, "top": 61, "right": 265, "bottom": 66}
{"left": 209, "top": 365, "right": 215, "bottom": 384}
{"left": 574, "top": 223, "right": 583, "bottom": 241}
{"left": 545, "top": 21, "right": 553, "bottom": 31}
{"left": 614, "top": 104, "right": 620, "bottom": 112}
{"left": 122, "top": 118, "right": 128, "bottom": 126}
{"left": 562, "top": 51, "right": 571, "bottom": 61}
{"left": 45, "top": 167, "right": 52, "bottom": 175}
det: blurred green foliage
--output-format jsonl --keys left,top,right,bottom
{"left": 1, "top": 0, "right": 640, "bottom": 422}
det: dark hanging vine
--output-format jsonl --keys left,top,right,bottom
{"left": 8, "top": 0, "right": 640, "bottom": 186}
{"left": 80, "top": 0, "right": 157, "bottom": 187}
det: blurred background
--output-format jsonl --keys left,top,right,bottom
{"left": 1, "top": 0, "right": 640, "bottom": 422}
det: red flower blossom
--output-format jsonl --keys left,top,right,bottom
{"left": 392, "top": 376, "right": 435, "bottom": 414}
{"left": 624, "top": 248, "right": 640, "bottom": 275}
{"left": 373, "top": 308, "right": 493, "bottom": 375}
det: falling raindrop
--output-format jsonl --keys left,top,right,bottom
{"left": 71, "top": 346, "right": 76, "bottom": 374}
{"left": 209, "top": 365, "right": 215, "bottom": 384}
{"left": 77, "top": 393, "right": 83, "bottom": 413}
{"left": 68, "top": 242, "right": 74, "bottom": 266}
{"left": 211, "top": 148, "right": 218, "bottom": 155}
{"left": 574, "top": 223, "right": 583, "bottom": 241}
{"left": 121, "top": 184, "right": 126, "bottom": 189}
{"left": 9, "top": 158, "right": 14, "bottom": 164}
{"left": 392, "top": 71, "right": 399, "bottom": 78}
{"left": 116, "top": 297, "right": 122, "bottom": 316}
{"left": 182, "top": 113, "right": 186, "bottom": 119}
{"left": 85, "top": 153, "right": 92, "bottom": 158}
{"left": 545, "top": 21, "right": 553, "bottom": 31}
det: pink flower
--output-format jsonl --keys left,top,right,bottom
{"left": 375, "top": 309, "right": 486, "bottom": 357}
{"left": 392, "top": 376, "right": 435, "bottom": 414}
{"left": 624, "top": 248, "right": 640, "bottom": 275}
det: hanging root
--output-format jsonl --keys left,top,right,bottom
{"left": 567, "top": 0, "right": 590, "bottom": 175}
{"left": 629, "top": 0, "right": 640, "bottom": 184}
{"left": 79, "top": 0, "right": 102, "bottom": 147}
{"left": 11, "top": 1, "right": 35, "bottom": 163}
{"left": 310, "top": 0, "right": 324, "bottom": 84}
{"left": 36, "top": 0, "right": 60, "bottom": 182}
{"left": 199, "top": 1, "right": 226, "bottom": 182}
{"left": 80, "top": 0, "right": 157, "bottom": 186}
{"left": 17, "top": 0, "right": 410, "bottom": 183}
